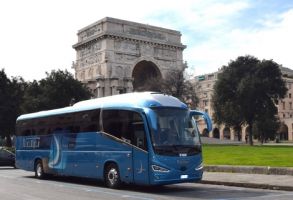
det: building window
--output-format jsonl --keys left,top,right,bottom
{"left": 289, "top": 93, "right": 292, "bottom": 98}
{"left": 283, "top": 113, "right": 286, "bottom": 118}
{"left": 208, "top": 74, "right": 214, "bottom": 80}
{"left": 283, "top": 102, "right": 286, "bottom": 110}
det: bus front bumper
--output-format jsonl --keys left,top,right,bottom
{"left": 150, "top": 167, "right": 203, "bottom": 185}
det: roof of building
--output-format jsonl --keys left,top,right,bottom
{"left": 280, "top": 66, "right": 293, "bottom": 77}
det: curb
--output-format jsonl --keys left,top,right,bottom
{"left": 204, "top": 165, "right": 293, "bottom": 176}
{"left": 200, "top": 180, "right": 293, "bottom": 191}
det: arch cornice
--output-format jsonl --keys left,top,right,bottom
{"left": 73, "top": 32, "right": 186, "bottom": 50}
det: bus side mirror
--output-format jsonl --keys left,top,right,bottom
{"left": 190, "top": 110, "right": 212, "bottom": 132}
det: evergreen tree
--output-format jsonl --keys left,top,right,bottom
{"left": 212, "top": 56, "right": 287, "bottom": 145}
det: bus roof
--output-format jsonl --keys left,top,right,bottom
{"left": 17, "top": 92, "right": 188, "bottom": 121}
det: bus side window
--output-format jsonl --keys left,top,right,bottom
{"left": 102, "top": 110, "right": 147, "bottom": 150}
{"left": 72, "top": 126, "right": 80, "bottom": 133}
{"left": 38, "top": 128, "right": 46, "bottom": 135}
{"left": 84, "top": 124, "right": 98, "bottom": 132}
{"left": 53, "top": 127, "right": 63, "bottom": 134}
{"left": 77, "top": 109, "right": 100, "bottom": 133}
{"left": 90, "top": 110, "right": 100, "bottom": 131}
{"left": 23, "top": 129, "right": 31, "bottom": 136}
{"left": 102, "top": 110, "right": 122, "bottom": 138}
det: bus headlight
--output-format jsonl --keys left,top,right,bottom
{"left": 195, "top": 163, "right": 203, "bottom": 171}
{"left": 152, "top": 165, "right": 170, "bottom": 173}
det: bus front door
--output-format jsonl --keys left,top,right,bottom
{"left": 132, "top": 122, "right": 149, "bottom": 185}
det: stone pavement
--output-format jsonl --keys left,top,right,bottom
{"left": 205, "top": 165, "right": 293, "bottom": 175}
{"left": 201, "top": 171, "right": 293, "bottom": 191}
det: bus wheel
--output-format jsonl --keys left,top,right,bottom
{"left": 105, "top": 163, "right": 121, "bottom": 189}
{"left": 35, "top": 160, "right": 45, "bottom": 179}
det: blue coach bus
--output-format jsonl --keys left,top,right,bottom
{"left": 15, "top": 92, "right": 212, "bottom": 188}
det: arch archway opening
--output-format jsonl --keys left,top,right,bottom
{"left": 279, "top": 123, "right": 289, "bottom": 141}
{"left": 223, "top": 127, "right": 231, "bottom": 140}
{"left": 202, "top": 128, "right": 209, "bottom": 137}
{"left": 132, "top": 61, "right": 161, "bottom": 91}
{"left": 212, "top": 128, "right": 220, "bottom": 139}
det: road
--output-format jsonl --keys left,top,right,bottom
{"left": 0, "top": 167, "right": 292, "bottom": 200}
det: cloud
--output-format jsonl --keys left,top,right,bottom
{"left": 0, "top": 0, "right": 292, "bottom": 80}
{"left": 142, "top": 0, "right": 293, "bottom": 75}
{"left": 184, "top": 6, "right": 293, "bottom": 75}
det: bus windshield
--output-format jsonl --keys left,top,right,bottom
{"left": 150, "top": 108, "right": 201, "bottom": 156}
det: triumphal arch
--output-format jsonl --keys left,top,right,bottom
{"left": 72, "top": 17, "right": 186, "bottom": 97}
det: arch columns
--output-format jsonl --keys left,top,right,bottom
{"left": 219, "top": 126, "right": 225, "bottom": 140}
{"left": 230, "top": 129, "right": 235, "bottom": 141}
{"left": 284, "top": 120, "right": 293, "bottom": 141}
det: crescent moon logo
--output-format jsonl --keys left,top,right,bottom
{"left": 49, "top": 135, "right": 61, "bottom": 168}
{"left": 137, "top": 161, "right": 144, "bottom": 174}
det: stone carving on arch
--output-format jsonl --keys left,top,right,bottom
{"left": 112, "top": 65, "right": 124, "bottom": 78}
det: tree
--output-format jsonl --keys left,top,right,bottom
{"left": 21, "top": 80, "right": 43, "bottom": 113}
{"left": 21, "top": 70, "right": 92, "bottom": 113}
{"left": 213, "top": 91, "right": 243, "bottom": 141}
{"left": 253, "top": 112, "right": 280, "bottom": 143}
{"left": 0, "top": 69, "right": 25, "bottom": 146}
{"left": 212, "top": 56, "right": 287, "bottom": 145}
{"left": 0, "top": 69, "right": 91, "bottom": 146}
{"left": 137, "top": 70, "right": 198, "bottom": 108}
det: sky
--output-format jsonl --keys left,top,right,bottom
{"left": 1, "top": 0, "right": 293, "bottom": 81}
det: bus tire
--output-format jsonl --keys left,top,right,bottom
{"left": 104, "top": 163, "right": 121, "bottom": 189}
{"left": 35, "top": 160, "right": 46, "bottom": 179}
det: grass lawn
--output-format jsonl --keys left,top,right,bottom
{"left": 202, "top": 145, "right": 293, "bottom": 167}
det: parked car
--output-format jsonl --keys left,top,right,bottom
{"left": 0, "top": 147, "right": 15, "bottom": 167}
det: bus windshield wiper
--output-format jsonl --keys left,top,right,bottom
{"left": 170, "top": 145, "right": 202, "bottom": 154}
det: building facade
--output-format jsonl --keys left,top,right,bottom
{"left": 193, "top": 67, "right": 293, "bottom": 141}
{"left": 72, "top": 17, "right": 186, "bottom": 97}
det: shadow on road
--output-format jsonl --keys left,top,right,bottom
{"left": 0, "top": 167, "right": 16, "bottom": 170}
{"left": 22, "top": 175, "right": 276, "bottom": 199}
{"left": 124, "top": 184, "right": 274, "bottom": 199}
